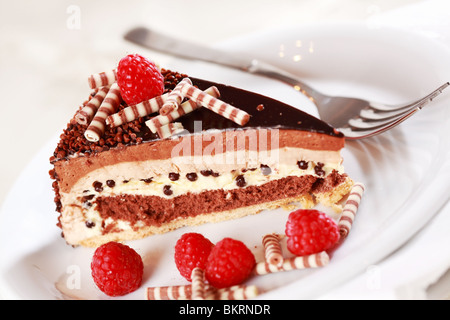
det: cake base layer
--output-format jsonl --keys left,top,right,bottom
{"left": 63, "top": 174, "right": 353, "bottom": 247}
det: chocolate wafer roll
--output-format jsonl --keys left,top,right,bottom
{"left": 262, "top": 233, "right": 284, "bottom": 268}
{"left": 88, "top": 69, "right": 117, "bottom": 89}
{"left": 146, "top": 284, "right": 260, "bottom": 300}
{"left": 180, "top": 84, "right": 250, "bottom": 126}
{"left": 147, "top": 99, "right": 197, "bottom": 133}
{"left": 212, "top": 285, "right": 260, "bottom": 300}
{"left": 84, "top": 83, "right": 122, "bottom": 142}
{"left": 338, "top": 182, "right": 365, "bottom": 239}
{"left": 159, "top": 78, "right": 192, "bottom": 116}
{"left": 146, "top": 86, "right": 219, "bottom": 133}
{"left": 76, "top": 86, "right": 109, "bottom": 125}
{"left": 254, "top": 251, "right": 329, "bottom": 275}
{"left": 156, "top": 122, "right": 185, "bottom": 139}
{"left": 146, "top": 285, "right": 192, "bottom": 300}
{"left": 106, "top": 93, "right": 168, "bottom": 127}
{"left": 181, "top": 84, "right": 250, "bottom": 125}
{"left": 191, "top": 267, "right": 206, "bottom": 300}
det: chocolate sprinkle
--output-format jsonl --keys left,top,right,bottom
{"left": 163, "top": 185, "right": 173, "bottom": 196}
{"left": 93, "top": 181, "right": 103, "bottom": 192}
{"left": 82, "top": 194, "right": 95, "bottom": 201}
{"left": 314, "top": 162, "right": 325, "bottom": 176}
{"left": 106, "top": 179, "right": 116, "bottom": 188}
{"left": 297, "top": 160, "right": 309, "bottom": 170}
{"left": 186, "top": 172, "right": 198, "bottom": 182}
{"left": 85, "top": 220, "right": 95, "bottom": 228}
{"left": 200, "top": 170, "right": 213, "bottom": 177}
{"left": 260, "top": 164, "right": 271, "bottom": 176}
{"left": 236, "top": 175, "right": 246, "bottom": 187}
{"left": 168, "top": 172, "right": 180, "bottom": 181}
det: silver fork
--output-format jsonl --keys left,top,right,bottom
{"left": 124, "top": 27, "right": 450, "bottom": 140}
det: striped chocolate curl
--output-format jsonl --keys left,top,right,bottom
{"left": 146, "top": 285, "right": 192, "bottom": 300}
{"left": 106, "top": 93, "right": 168, "bottom": 127}
{"left": 262, "top": 233, "right": 284, "bottom": 268}
{"left": 338, "top": 182, "right": 365, "bottom": 239}
{"left": 76, "top": 86, "right": 109, "bottom": 125}
{"left": 146, "top": 284, "right": 260, "bottom": 300}
{"left": 155, "top": 122, "right": 185, "bottom": 139}
{"left": 84, "top": 83, "right": 122, "bottom": 142}
{"left": 146, "top": 86, "right": 220, "bottom": 133}
{"left": 213, "top": 285, "right": 260, "bottom": 300}
{"left": 159, "top": 77, "right": 192, "bottom": 116}
{"left": 88, "top": 69, "right": 117, "bottom": 89}
{"left": 254, "top": 251, "right": 329, "bottom": 275}
{"left": 180, "top": 83, "right": 250, "bottom": 126}
{"left": 190, "top": 267, "right": 206, "bottom": 300}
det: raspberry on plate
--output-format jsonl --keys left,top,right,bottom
{"left": 91, "top": 241, "right": 144, "bottom": 297}
{"left": 285, "top": 209, "right": 340, "bottom": 256}
{"left": 174, "top": 232, "right": 214, "bottom": 281}
{"left": 116, "top": 53, "right": 164, "bottom": 105}
{"left": 205, "top": 237, "right": 255, "bottom": 289}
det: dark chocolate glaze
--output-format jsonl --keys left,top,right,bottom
{"left": 172, "top": 78, "right": 343, "bottom": 137}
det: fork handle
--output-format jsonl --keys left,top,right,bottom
{"left": 124, "top": 27, "right": 321, "bottom": 101}
{"left": 247, "top": 59, "right": 323, "bottom": 102}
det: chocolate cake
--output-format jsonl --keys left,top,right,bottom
{"left": 49, "top": 56, "right": 353, "bottom": 247}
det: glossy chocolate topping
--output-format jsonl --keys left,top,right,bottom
{"left": 180, "top": 78, "right": 343, "bottom": 137}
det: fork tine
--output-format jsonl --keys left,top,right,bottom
{"left": 369, "top": 101, "right": 418, "bottom": 112}
{"left": 348, "top": 82, "right": 449, "bottom": 131}
{"left": 341, "top": 108, "right": 420, "bottom": 140}
{"left": 359, "top": 104, "right": 417, "bottom": 121}
{"left": 369, "top": 100, "right": 423, "bottom": 112}
{"left": 342, "top": 81, "right": 450, "bottom": 139}
{"left": 348, "top": 107, "right": 419, "bottom": 130}
{"left": 368, "top": 82, "right": 450, "bottom": 112}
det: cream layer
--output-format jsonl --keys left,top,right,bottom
{"left": 78, "top": 162, "right": 342, "bottom": 200}
{"left": 64, "top": 147, "right": 341, "bottom": 196}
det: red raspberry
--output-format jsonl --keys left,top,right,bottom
{"left": 91, "top": 241, "right": 144, "bottom": 296}
{"left": 116, "top": 53, "right": 164, "bottom": 105}
{"left": 205, "top": 238, "right": 255, "bottom": 289}
{"left": 174, "top": 233, "right": 214, "bottom": 281}
{"left": 285, "top": 209, "right": 340, "bottom": 256}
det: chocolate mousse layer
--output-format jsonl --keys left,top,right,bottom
{"left": 54, "top": 129, "right": 343, "bottom": 194}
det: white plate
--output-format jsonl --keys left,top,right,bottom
{"left": 1, "top": 22, "right": 450, "bottom": 300}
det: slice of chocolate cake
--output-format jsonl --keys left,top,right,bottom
{"left": 49, "top": 54, "right": 353, "bottom": 247}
